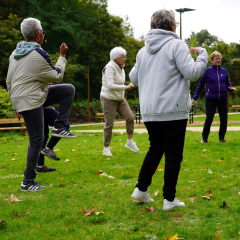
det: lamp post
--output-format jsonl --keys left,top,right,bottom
{"left": 175, "top": 8, "right": 195, "bottom": 40}
{"left": 86, "top": 60, "right": 97, "bottom": 122}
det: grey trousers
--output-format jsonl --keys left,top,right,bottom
{"left": 20, "top": 84, "right": 75, "bottom": 184}
{"left": 100, "top": 96, "right": 134, "bottom": 147}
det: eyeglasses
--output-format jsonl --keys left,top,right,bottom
{"left": 176, "top": 22, "right": 179, "bottom": 27}
{"left": 214, "top": 58, "right": 222, "bottom": 61}
{"left": 37, "top": 30, "right": 46, "bottom": 36}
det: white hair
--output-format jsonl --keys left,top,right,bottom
{"left": 20, "top": 18, "right": 42, "bottom": 41}
{"left": 110, "top": 47, "right": 127, "bottom": 61}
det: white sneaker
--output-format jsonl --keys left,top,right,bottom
{"left": 125, "top": 141, "right": 140, "bottom": 152}
{"left": 131, "top": 187, "right": 154, "bottom": 203}
{"left": 163, "top": 198, "right": 185, "bottom": 210}
{"left": 103, "top": 147, "right": 112, "bottom": 156}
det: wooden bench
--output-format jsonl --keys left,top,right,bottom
{"left": 0, "top": 118, "right": 27, "bottom": 136}
{"left": 232, "top": 105, "right": 240, "bottom": 112}
{"left": 96, "top": 113, "right": 104, "bottom": 122}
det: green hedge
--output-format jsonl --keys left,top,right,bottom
{"left": 0, "top": 87, "right": 15, "bottom": 118}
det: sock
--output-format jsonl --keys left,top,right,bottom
{"left": 37, "top": 166, "right": 43, "bottom": 168}
{"left": 52, "top": 127, "right": 60, "bottom": 130}
{"left": 45, "top": 147, "right": 50, "bottom": 150}
{"left": 127, "top": 139, "right": 133, "bottom": 144}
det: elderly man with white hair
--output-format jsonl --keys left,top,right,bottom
{"left": 6, "top": 17, "right": 76, "bottom": 192}
{"left": 100, "top": 46, "right": 139, "bottom": 156}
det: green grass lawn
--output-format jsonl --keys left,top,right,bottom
{"left": 193, "top": 113, "right": 240, "bottom": 122}
{"left": 0, "top": 130, "right": 240, "bottom": 240}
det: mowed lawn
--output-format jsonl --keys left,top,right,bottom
{"left": 0, "top": 129, "right": 239, "bottom": 240}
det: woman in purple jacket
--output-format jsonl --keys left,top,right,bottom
{"left": 192, "top": 51, "right": 237, "bottom": 143}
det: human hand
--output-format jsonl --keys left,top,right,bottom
{"left": 190, "top": 47, "right": 201, "bottom": 56}
{"left": 228, "top": 87, "right": 238, "bottom": 91}
{"left": 14, "top": 111, "right": 22, "bottom": 118}
{"left": 191, "top": 99, "right": 197, "bottom": 104}
{"left": 126, "top": 83, "right": 135, "bottom": 89}
{"left": 60, "top": 43, "right": 68, "bottom": 58}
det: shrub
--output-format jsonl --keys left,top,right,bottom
{"left": 0, "top": 87, "right": 15, "bottom": 118}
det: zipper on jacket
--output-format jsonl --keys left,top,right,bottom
{"left": 217, "top": 67, "right": 220, "bottom": 99}
{"left": 206, "top": 89, "right": 209, "bottom": 97}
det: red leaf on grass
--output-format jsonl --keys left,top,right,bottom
{"left": 106, "top": 195, "right": 111, "bottom": 198}
{"left": 94, "top": 170, "right": 103, "bottom": 174}
{"left": 13, "top": 213, "right": 18, "bottom": 217}
{"left": 0, "top": 221, "right": 6, "bottom": 224}
{"left": 145, "top": 207, "right": 155, "bottom": 212}
{"left": 81, "top": 208, "right": 95, "bottom": 216}
{"left": 23, "top": 211, "right": 30, "bottom": 216}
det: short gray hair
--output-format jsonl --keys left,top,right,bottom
{"left": 110, "top": 47, "right": 127, "bottom": 61}
{"left": 150, "top": 9, "right": 176, "bottom": 31}
{"left": 20, "top": 18, "right": 42, "bottom": 41}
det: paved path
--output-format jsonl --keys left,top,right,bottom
{"left": 72, "top": 126, "right": 240, "bottom": 134}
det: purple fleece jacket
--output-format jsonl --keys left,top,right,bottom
{"left": 192, "top": 64, "right": 233, "bottom": 100}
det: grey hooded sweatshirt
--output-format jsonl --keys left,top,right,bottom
{"left": 129, "top": 29, "right": 208, "bottom": 122}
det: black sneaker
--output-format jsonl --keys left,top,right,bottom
{"left": 41, "top": 148, "right": 60, "bottom": 160}
{"left": 21, "top": 181, "right": 45, "bottom": 191}
{"left": 36, "top": 165, "right": 56, "bottom": 173}
{"left": 201, "top": 139, "right": 208, "bottom": 143}
{"left": 51, "top": 127, "right": 77, "bottom": 138}
{"left": 219, "top": 139, "right": 227, "bottom": 143}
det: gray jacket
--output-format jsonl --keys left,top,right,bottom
{"left": 129, "top": 29, "right": 208, "bottom": 122}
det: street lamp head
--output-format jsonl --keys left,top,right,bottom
{"left": 175, "top": 8, "right": 195, "bottom": 13}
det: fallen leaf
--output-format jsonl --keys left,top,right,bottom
{"left": 189, "top": 181, "right": 197, "bottom": 183}
{"left": 99, "top": 173, "right": 108, "bottom": 177}
{"left": 49, "top": 183, "right": 53, "bottom": 187}
{"left": 165, "top": 233, "right": 178, "bottom": 240}
{"left": 154, "top": 190, "right": 159, "bottom": 196}
{"left": 220, "top": 201, "right": 227, "bottom": 209}
{"left": 71, "top": 149, "right": 76, "bottom": 151}
{"left": 23, "top": 211, "right": 29, "bottom": 216}
{"left": 202, "top": 149, "right": 207, "bottom": 152}
{"left": 215, "top": 238, "right": 222, "bottom": 240}
{"left": 145, "top": 206, "right": 155, "bottom": 212}
{"left": 0, "top": 221, "right": 6, "bottom": 224}
{"left": 11, "top": 153, "right": 18, "bottom": 156}
{"left": 94, "top": 170, "right": 103, "bottom": 174}
{"left": 105, "top": 158, "right": 110, "bottom": 160}
{"left": 205, "top": 193, "right": 213, "bottom": 197}
{"left": 10, "top": 194, "right": 22, "bottom": 202}
{"left": 208, "top": 169, "right": 213, "bottom": 174}
{"left": 78, "top": 170, "right": 82, "bottom": 173}
{"left": 202, "top": 155, "right": 207, "bottom": 157}
{"left": 59, "top": 178, "right": 65, "bottom": 181}
{"left": 108, "top": 175, "right": 114, "bottom": 179}
{"left": 205, "top": 189, "right": 213, "bottom": 193}
{"left": 81, "top": 208, "right": 95, "bottom": 216}
{"left": 218, "top": 159, "right": 223, "bottom": 162}
{"left": 106, "top": 195, "right": 111, "bottom": 198}
{"left": 37, "top": 225, "right": 41, "bottom": 227}
{"left": 156, "top": 168, "right": 163, "bottom": 171}
{"left": 11, "top": 158, "right": 17, "bottom": 161}
{"left": 13, "top": 213, "right": 18, "bottom": 217}
{"left": 238, "top": 192, "right": 240, "bottom": 195}
{"left": 201, "top": 169, "right": 207, "bottom": 171}
{"left": 95, "top": 211, "right": 105, "bottom": 215}
{"left": 65, "top": 159, "right": 70, "bottom": 162}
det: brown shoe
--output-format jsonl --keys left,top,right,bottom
{"left": 36, "top": 165, "right": 56, "bottom": 173}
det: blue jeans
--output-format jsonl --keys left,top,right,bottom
{"left": 37, "top": 108, "right": 70, "bottom": 166}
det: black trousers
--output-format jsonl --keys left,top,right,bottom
{"left": 20, "top": 84, "right": 75, "bottom": 184}
{"left": 202, "top": 100, "right": 228, "bottom": 141}
{"left": 136, "top": 119, "right": 187, "bottom": 201}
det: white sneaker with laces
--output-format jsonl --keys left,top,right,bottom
{"left": 131, "top": 187, "right": 154, "bottom": 203}
{"left": 163, "top": 198, "right": 185, "bottom": 210}
{"left": 103, "top": 147, "right": 112, "bottom": 156}
{"left": 125, "top": 141, "right": 140, "bottom": 152}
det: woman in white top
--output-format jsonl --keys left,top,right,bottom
{"left": 100, "top": 47, "right": 139, "bottom": 156}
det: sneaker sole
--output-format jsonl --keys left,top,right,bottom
{"left": 103, "top": 153, "right": 112, "bottom": 156}
{"left": 40, "top": 151, "right": 60, "bottom": 161}
{"left": 21, "top": 188, "right": 45, "bottom": 192}
{"left": 51, "top": 133, "right": 77, "bottom": 138}
{"left": 125, "top": 145, "right": 140, "bottom": 152}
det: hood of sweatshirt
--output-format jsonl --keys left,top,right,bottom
{"left": 13, "top": 41, "right": 40, "bottom": 60}
{"left": 145, "top": 29, "right": 180, "bottom": 54}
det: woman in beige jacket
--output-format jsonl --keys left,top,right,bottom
{"left": 100, "top": 47, "right": 139, "bottom": 156}
{"left": 6, "top": 18, "right": 76, "bottom": 192}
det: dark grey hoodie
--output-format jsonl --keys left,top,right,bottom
{"left": 129, "top": 29, "right": 208, "bottom": 122}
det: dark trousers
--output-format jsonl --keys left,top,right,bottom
{"left": 20, "top": 84, "right": 75, "bottom": 184}
{"left": 37, "top": 108, "right": 70, "bottom": 166}
{"left": 136, "top": 119, "right": 187, "bottom": 201}
{"left": 202, "top": 100, "right": 228, "bottom": 141}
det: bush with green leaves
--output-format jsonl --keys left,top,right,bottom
{"left": 0, "top": 87, "right": 15, "bottom": 118}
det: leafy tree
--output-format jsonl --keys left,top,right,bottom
{"left": 0, "top": 14, "right": 22, "bottom": 86}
